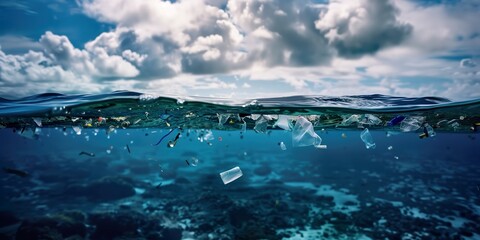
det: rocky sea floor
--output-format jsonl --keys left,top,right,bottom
{"left": 1, "top": 129, "right": 479, "bottom": 239}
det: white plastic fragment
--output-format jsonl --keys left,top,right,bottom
{"left": 360, "top": 114, "right": 382, "bottom": 126}
{"left": 315, "top": 144, "right": 328, "bottom": 149}
{"left": 33, "top": 118, "right": 42, "bottom": 127}
{"left": 388, "top": 146, "right": 393, "bottom": 150}
{"left": 360, "top": 128, "right": 376, "bottom": 149}
{"left": 341, "top": 114, "right": 360, "bottom": 126}
{"left": 72, "top": 126, "right": 82, "bottom": 135}
{"left": 280, "top": 142, "right": 287, "bottom": 151}
{"left": 274, "top": 115, "right": 293, "bottom": 131}
{"left": 424, "top": 123, "right": 436, "bottom": 137}
{"left": 400, "top": 116, "right": 425, "bottom": 132}
{"left": 217, "top": 114, "right": 231, "bottom": 127}
{"left": 219, "top": 166, "right": 243, "bottom": 185}
{"left": 292, "top": 117, "right": 322, "bottom": 148}
{"left": 254, "top": 115, "right": 268, "bottom": 133}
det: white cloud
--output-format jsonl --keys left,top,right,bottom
{"left": 0, "top": 0, "right": 479, "bottom": 100}
{"left": 315, "top": 0, "right": 412, "bottom": 58}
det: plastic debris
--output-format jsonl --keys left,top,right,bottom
{"left": 360, "top": 128, "right": 376, "bottom": 149}
{"left": 167, "top": 133, "right": 181, "bottom": 148}
{"left": 292, "top": 118, "right": 319, "bottom": 146}
{"left": 341, "top": 133, "right": 347, "bottom": 138}
{"left": 388, "top": 146, "right": 393, "bottom": 150}
{"left": 217, "top": 114, "right": 231, "bottom": 127}
{"left": 279, "top": 142, "right": 287, "bottom": 151}
{"left": 197, "top": 129, "right": 214, "bottom": 142}
{"left": 126, "top": 144, "right": 131, "bottom": 154}
{"left": 254, "top": 115, "right": 269, "bottom": 133}
{"left": 154, "top": 128, "right": 175, "bottom": 146}
{"left": 400, "top": 116, "right": 425, "bottom": 132}
{"left": 219, "top": 166, "right": 243, "bottom": 185}
{"left": 315, "top": 144, "right": 328, "bottom": 149}
{"left": 394, "top": 156, "right": 399, "bottom": 160}
{"left": 419, "top": 123, "right": 436, "bottom": 139}
{"left": 360, "top": 114, "right": 382, "bottom": 126}
{"left": 72, "top": 126, "right": 82, "bottom": 135}
{"left": 341, "top": 114, "right": 360, "bottom": 126}
{"left": 33, "top": 118, "right": 42, "bottom": 127}
{"left": 387, "top": 116, "right": 406, "bottom": 126}
{"left": 292, "top": 117, "right": 322, "bottom": 148}
{"left": 274, "top": 115, "right": 293, "bottom": 131}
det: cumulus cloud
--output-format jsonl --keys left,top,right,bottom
{"left": 315, "top": 0, "right": 412, "bottom": 58}
{"left": 40, "top": 31, "right": 139, "bottom": 78}
{"left": 1, "top": 0, "right": 479, "bottom": 100}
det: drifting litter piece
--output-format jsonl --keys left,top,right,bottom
{"left": 292, "top": 117, "right": 322, "bottom": 148}
{"left": 315, "top": 145, "right": 327, "bottom": 149}
{"left": 387, "top": 116, "right": 406, "bottom": 126}
{"left": 419, "top": 123, "right": 436, "bottom": 139}
{"left": 279, "top": 142, "right": 287, "bottom": 151}
{"left": 254, "top": 115, "right": 269, "bottom": 133}
{"left": 360, "top": 128, "right": 376, "bottom": 149}
{"left": 274, "top": 115, "right": 293, "bottom": 131}
{"left": 219, "top": 166, "right": 243, "bottom": 185}
{"left": 400, "top": 116, "right": 425, "bottom": 132}
{"left": 33, "top": 118, "right": 42, "bottom": 127}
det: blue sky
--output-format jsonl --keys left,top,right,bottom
{"left": 0, "top": 0, "right": 479, "bottom": 100}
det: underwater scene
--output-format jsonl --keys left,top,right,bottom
{"left": 0, "top": 92, "right": 479, "bottom": 240}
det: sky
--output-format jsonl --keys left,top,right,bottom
{"left": 0, "top": 0, "right": 479, "bottom": 100}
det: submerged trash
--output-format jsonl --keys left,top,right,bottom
{"left": 79, "top": 151, "right": 95, "bottom": 157}
{"left": 388, "top": 115, "right": 406, "bottom": 126}
{"left": 126, "top": 144, "right": 131, "bottom": 154}
{"left": 72, "top": 126, "right": 82, "bottom": 135}
{"left": 219, "top": 166, "right": 243, "bottom": 185}
{"left": 279, "top": 142, "right": 287, "bottom": 151}
{"left": 400, "top": 116, "right": 425, "bottom": 132}
{"left": 254, "top": 115, "right": 269, "bottom": 133}
{"left": 360, "top": 128, "right": 376, "bottom": 149}
{"left": 274, "top": 115, "right": 293, "bottom": 131}
{"left": 419, "top": 123, "right": 436, "bottom": 139}
{"left": 33, "top": 118, "right": 42, "bottom": 127}
{"left": 360, "top": 114, "right": 382, "bottom": 126}
{"left": 341, "top": 133, "right": 347, "bottom": 138}
{"left": 217, "top": 114, "right": 231, "bottom": 127}
{"left": 167, "top": 133, "right": 181, "bottom": 148}
{"left": 197, "top": 129, "right": 214, "bottom": 142}
{"left": 341, "top": 114, "right": 361, "bottom": 126}
{"left": 388, "top": 146, "right": 393, "bottom": 150}
{"left": 292, "top": 117, "right": 322, "bottom": 148}
{"left": 3, "top": 167, "right": 29, "bottom": 177}
{"left": 315, "top": 144, "right": 328, "bottom": 149}
{"left": 154, "top": 128, "right": 175, "bottom": 146}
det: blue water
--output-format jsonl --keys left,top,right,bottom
{"left": 0, "top": 93, "right": 479, "bottom": 239}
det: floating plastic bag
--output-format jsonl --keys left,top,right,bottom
{"left": 254, "top": 116, "right": 268, "bottom": 133}
{"left": 274, "top": 115, "right": 293, "bottom": 131}
{"left": 400, "top": 116, "right": 425, "bottom": 132}
{"left": 219, "top": 166, "right": 243, "bottom": 184}
{"left": 360, "top": 128, "right": 376, "bottom": 149}
{"left": 341, "top": 114, "right": 360, "bottom": 126}
{"left": 217, "top": 114, "right": 231, "bottom": 127}
{"left": 292, "top": 117, "right": 322, "bottom": 147}
{"left": 359, "top": 114, "right": 382, "bottom": 126}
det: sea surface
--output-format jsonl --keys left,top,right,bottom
{"left": 0, "top": 92, "right": 479, "bottom": 240}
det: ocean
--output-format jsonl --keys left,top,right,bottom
{"left": 0, "top": 92, "right": 479, "bottom": 239}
